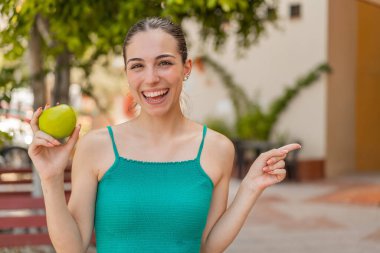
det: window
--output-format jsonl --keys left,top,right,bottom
{"left": 290, "top": 3, "right": 301, "bottom": 19}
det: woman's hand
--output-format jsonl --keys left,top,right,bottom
{"left": 242, "top": 143, "right": 301, "bottom": 192}
{"left": 28, "top": 105, "right": 81, "bottom": 181}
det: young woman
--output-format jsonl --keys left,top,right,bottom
{"left": 28, "top": 17, "right": 301, "bottom": 253}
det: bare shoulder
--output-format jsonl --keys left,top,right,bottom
{"left": 205, "top": 128, "right": 235, "bottom": 157}
{"left": 76, "top": 127, "right": 110, "bottom": 155}
{"left": 202, "top": 127, "right": 235, "bottom": 183}
{"left": 73, "top": 127, "right": 114, "bottom": 176}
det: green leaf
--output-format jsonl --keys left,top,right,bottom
{"left": 207, "top": 0, "right": 218, "bottom": 9}
{"left": 219, "top": 0, "right": 232, "bottom": 12}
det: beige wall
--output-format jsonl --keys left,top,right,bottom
{"left": 326, "top": 0, "right": 357, "bottom": 177}
{"left": 185, "top": 0, "right": 328, "bottom": 160}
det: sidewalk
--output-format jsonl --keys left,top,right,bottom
{"left": 226, "top": 173, "right": 380, "bottom": 253}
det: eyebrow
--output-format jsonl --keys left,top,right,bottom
{"left": 126, "top": 54, "right": 176, "bottom": 64}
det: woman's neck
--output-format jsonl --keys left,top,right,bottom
{"left": 132, "top": 109, "right": 188, "bottom": 140}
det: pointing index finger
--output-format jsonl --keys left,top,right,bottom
{"left": 278, "top": 143, "right": 302, "bottom": 153}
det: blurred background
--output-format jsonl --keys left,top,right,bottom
{"left": 0, "top": 0, "right": 379, "bottom": 252}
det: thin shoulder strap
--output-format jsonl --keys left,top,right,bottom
{"left": 107, "top": 126, "right": 120, "bottom": 158}
{"left": 196, "top": 125, "right": 207, "bottom": 160}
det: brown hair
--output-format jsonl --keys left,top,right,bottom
{"left": 122, "top": 17, "right": 188, "bottom": 68}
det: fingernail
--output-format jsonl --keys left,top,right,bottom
{"left": 262, "top": 166, "right": 268, "bottom": 172}
{"left": 54, "top": 140, "right": 61, "bottom": 145}
{"left": 267, "top": 160, "right": 272, "bottom": 165}
{"left": 282, "top": 150, "right": 288, "bottom": 154}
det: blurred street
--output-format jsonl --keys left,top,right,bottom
{"left": 227, "top": 173, "right": 380, "bottom": 253}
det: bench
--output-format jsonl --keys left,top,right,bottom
{"left": 0, "top": 164, "right": 96, "bottom": 248}
{"left": 0, "top": 166, "right": 72, "bottom": 196}
{"left": 0, "top": 195, "right": 51, "bottom": 247}
{"left": 0, "top": 194, "right": 96, "bottom": 248}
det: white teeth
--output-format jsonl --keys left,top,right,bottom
{"left": 143, "top": 89, "right": 168, "bottom": 98}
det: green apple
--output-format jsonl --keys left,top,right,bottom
{"left": 38, "top": 104, "right": 77, "bottom": 139}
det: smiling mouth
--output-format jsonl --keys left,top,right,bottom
{"left": 142, "top": 88, "right": 170, "bottom": 104}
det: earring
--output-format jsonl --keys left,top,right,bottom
{"left": 183, "top": 75, "right": 190, "bottom": 81}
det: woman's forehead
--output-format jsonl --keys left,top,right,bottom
{"left": 126, "top": 30, "right": 179, "bottom": 60}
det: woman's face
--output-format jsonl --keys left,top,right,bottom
{"left": 125, "top": 29, "right": 191, "bottom": 117}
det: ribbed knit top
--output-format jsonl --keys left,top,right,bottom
{"left": 94, "top": 125, "right": 214, "bottom": 253}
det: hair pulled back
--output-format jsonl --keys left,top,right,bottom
{"left": 122, "top": 17, "right": 188, "bottom": 68}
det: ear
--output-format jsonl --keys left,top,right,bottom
{"left": 184, "top": 59, "right": 192, "bottom": 78}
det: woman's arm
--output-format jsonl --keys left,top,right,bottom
{"left": 28, "top": 107, "right": 98, "bottom": 253}
{"left": 201, "top": 139, "right": 301, "bottom": 253}
{"left": 43, "top": 134, "right": 99, "bottom": 253}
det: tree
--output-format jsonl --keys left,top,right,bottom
{"left": 0, "top": 0, "right": 280, "bottom": 197}
{"left": 0, "top": 0, "right": 278, "bottom": 109}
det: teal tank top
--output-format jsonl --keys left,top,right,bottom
{"left": 94, "top": 125, "right": 214, "bottom": 252}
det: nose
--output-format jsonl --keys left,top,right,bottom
{"left": 145, "top": 66, "right": 160, "bottom": 85}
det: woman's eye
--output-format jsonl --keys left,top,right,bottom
{"left": 130, "top": 64, "right": 143, "bottom": 70}
{"left": 159, "top": 61, "right": 173, "bottom": 66}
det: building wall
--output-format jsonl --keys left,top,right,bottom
{"left": 185, "top": 0, "right": 328, "bottom": 160}
{"left": 326, "top": 0, "right": 357, "bottom": 177}
{"left": 356, "top": 0, "right": 380, "bottom": 171}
